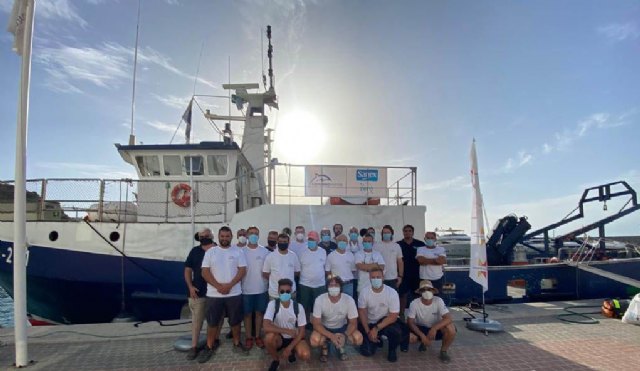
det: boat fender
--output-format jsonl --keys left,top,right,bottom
{"left": 171, "top": 183, "right": 192, "bottom": 207}
{"left": 173, "top": 333, "right": 206, "bottom": 352}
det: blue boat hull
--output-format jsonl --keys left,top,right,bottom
{"left": 1, "top": 240, "right": 639, "bottom": 324}
{"left": 0, "top": 240, "right": 187, "bottom": 324}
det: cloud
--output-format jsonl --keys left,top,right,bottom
{"left": 145, "top": 120, "right": 180, "bottom": 133}
{"left": 153, "top": 94, "right": 192, "bottom": 109}
{"left": 36, "top": 161, "right": 135, "bottom": 178}
{"left": 35, "top": 42, "right": 216, "bottom": 93}
{"left": 502, "top": 150, "right": 533, "bottom": 173}
{"left": 597, "top": 22, "right": 640, "bottom": 42}
{"left": 0, "top": 0, "right": 87, "bottom": 26}
{"left": 542, "top": 143, "right": 552, "bottom": 154}
{"left": 420, "top": 175, "right": 468, "bottom": 191}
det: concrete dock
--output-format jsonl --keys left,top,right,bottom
{"left": 1, "top": 299, "right": 639, "bottom": 370}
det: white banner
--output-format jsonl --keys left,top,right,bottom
{"left": 304, "top": 166, "right": 388, "bottom": 197}
{"left": 469, "top": 140, "right": 489, "bottom": 292}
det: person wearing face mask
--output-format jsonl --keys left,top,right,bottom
{"left": 199, "top": 226, "right": 249, "bottom": 363}
{"left": 373, "top": 225, "right": 404, "bottom": 291}
{"left": 266, "top": 230, "right": 279, "bottom": 252}
{"left": 183, "top": 228, "right": 215, "bottom": 361}
{"left": 367, "top": 227, "right": 376, "bottom": 242}
{"left": 319, "top": 227, "right": 338, "bottom": 254}
{"left": 347, "top": 226, "right": 362, "bottom": 253}
{"left": 288, "top": 225, "right": 307, "bottom": 257}
{"left": 407, "top": 280, "right": 455, "bottom": 363}
{"left": 416, "top": 231, "right": 447, "bottom": 295}
{"left": 332, "top": 223, "right": 344, "bottom": 241}
{"left": 262, "top": 233, "right": 301, "bottom": 300}
{"left": 357, "top": 268, "right": 409, "bottom": 362}
{"left": 297, "top": 231, "right": 327, "bottom": 326}
{"left": 263, "top": 279, "right": 311, "bottom": 371}
{"left": 397, "top": 224, "right": 425, "bottom": 318}
{"left": 241, "top": 226, "right": 270, "bottom": 350}
{"left": 354, "top": 234, "right": 386, "bottom": 297}
{"left": 235, "top": 228, "right": 247, "bottom": 248}
{"left": 310, "top": 275, "right": 363, "bottom": 362}
{"left": 325, "top": 234, "right": 356, "bottom": 297}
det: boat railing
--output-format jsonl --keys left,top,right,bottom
{"left": 269, "top": 163, "right": 417, "bottom": 206}
{"left": 0, "top": 164, "right": 418, "bottom": 223}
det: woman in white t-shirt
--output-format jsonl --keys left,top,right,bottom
{"left": 310, "top": 275, "right": 363, "bottom": 362}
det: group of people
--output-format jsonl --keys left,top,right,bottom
{"left": 183, "top": 223, "right": 456, "bottom": 370}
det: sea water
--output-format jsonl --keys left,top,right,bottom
{"left": 0, "top": 286, "right": 14, "bottom": 327}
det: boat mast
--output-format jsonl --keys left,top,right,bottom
{"left": 128, "top": 0, "right": 142, "bottom": 145}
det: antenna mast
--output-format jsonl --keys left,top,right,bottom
{"left": 129, "top": 0, "right": 142, "bottom": 145}
{"left": 267, "top": 25, "right": 275, "bottom": 92}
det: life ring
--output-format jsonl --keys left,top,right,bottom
{"left": 171, "top": 183, "right": 192, "bottom": 207}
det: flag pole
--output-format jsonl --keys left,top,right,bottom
{"left": 13, "top": 0, "right": 36, "bottom": 366}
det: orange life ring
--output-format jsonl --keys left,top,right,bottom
{"left": 171, "top": 183, "right": 192, "bottom": 207}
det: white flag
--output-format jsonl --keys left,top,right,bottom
{"left": 469, "top": 140, "right": 488, "bottom": 291}
{"left": 7, "top": 0, "right": 27, "bottom": 55}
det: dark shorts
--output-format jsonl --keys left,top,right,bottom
{"left": 398, "top": 277, "right": 419, "bottom": 295}
{"left": 206, "top": 295, "right": 243, "bottom": 327}
{"left": 277, "top": 335, "right": 294, "bottom": 351}
{"left": 384, "top": 279, "right": 398, "bottom": 291}
{"left": 414, "top": 324, "right": 456, "bottom": 341}
{"left": 327, "top": 325, "right": 347, "bottom": 334}
{"left": 243, "top": 292, "right": 269, "bottom": 314}
{"left": 298, "top": 284, "right": 326, "bottom": 316}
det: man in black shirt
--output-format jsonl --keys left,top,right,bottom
{"left": 266, "top": 230, "right": 279, "bottom": 252}
{"left": 396, "top": 224, "right": 425, "bottom": 317}
{"left": 184, "top": 228, "right": 215, "bottom": 360}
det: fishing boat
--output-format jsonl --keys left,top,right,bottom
{"left": 2, "top": 26, "right": 640, "bottom": 325}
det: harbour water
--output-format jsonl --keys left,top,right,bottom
{"left": 0, "top": 286, "right": 14, "bottom": 327}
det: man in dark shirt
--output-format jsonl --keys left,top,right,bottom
{"left": 396, "top": 224, "right": 425, "bottom": 317}
{"left": 319, "top": 227, "right": 338, "bottom": 254}
{"left": 266, "top": 230, "right": 279, "bottom": 252}
{"left": 184, "top": 228, "right": 215, "bottom": 360}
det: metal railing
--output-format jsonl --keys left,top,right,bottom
{"left": 0, "top": 164, "right": 418, "bottom": 223}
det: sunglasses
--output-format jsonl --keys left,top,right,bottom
{"left": 279, "top": 290, "right": 292, "bottom": 294}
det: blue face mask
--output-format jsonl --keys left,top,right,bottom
{"left": 383, "top": 233, "right": 392, "bottom": 241}
{"left": 248, "top": 234, "right": 259, "bottom": 244}
{"left": 321, "top": 235, "right": 331, "bottom": 243}
{"left": 363, "top": 242, "right": 373, "bottom": 251}
{"left": 349, "top": 232, "right": 358, "bottom": 241}
{"left": 371, "top": 278, "right": 383, "bottom": 289}
{"left": 425, "top": 239, "right": 436, "bottom": 247}
{"left": 307, "top": 240, "right": 317, "bottom": 249}
{"left": 337, "top": 241, "right": 347, "bottom": 250}
{"left": 279, "top": 292, "right": 291, "bottom": 302}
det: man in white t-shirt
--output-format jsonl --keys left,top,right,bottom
{"left": 407, "top": 280, "right": 456, "bottom": 363}
{"left": 241, "top": 226, "right": 270, "bottom": 350}
{"left": 325, "top": 234, "right": 356, "bottom": 297}
{"left": 347, "top": 226, "right": 362, "bottom": 253}
{"left": 263, "top": 278, "right": 311, "bottom": 371}
{"left": 297, "top": 230, "right": 327, "bottom": 323}
{"left": 416, "top": 231, "right": 447, "bottom": 294}
{"left": 373, "top": 225, "right": 404, "bottom": 291}
{"left": 199, "top": 226, "right": 249, "bottom": 363}
{"left": 288, "top": 225, "right": 307, "bottom": 257}
{"left": 354, "top": 233, "right": 386, "bottom": 296}
{"left": 262, "top": 233, "right": 301, "bottom": 299}
{"left": 310, "top": 275, "right": 363, "bottom": 362}
{"left": 357, "top": 268, "right": 409, "bottom": 363}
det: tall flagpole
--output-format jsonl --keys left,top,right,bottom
{"left": 13, "top": 0, "right": 36, "bottom": 366}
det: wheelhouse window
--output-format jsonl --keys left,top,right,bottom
{"left": 163, "top": 155, "right": 182, "bottom": 176}
{"left": 207, "top": 154, "right": 228, "bottom": 176}
{"left": 184, "top": 156, "right": 204, "bottom": 176}
{"left": 135, "top": 155, "right": 160, "bottom": 177}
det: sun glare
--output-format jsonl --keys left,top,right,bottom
{"left": 274, "top": 110, "right": 327, "bottom": 163}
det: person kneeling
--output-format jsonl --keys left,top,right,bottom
{"left": 310, "top": 275, "right": 363, "bottom": 362}
{"left": 407, "top": 280, "right": 456, "bottom": 363}
{"left": 263, "top": 278, "right": 311, "bottom": 371}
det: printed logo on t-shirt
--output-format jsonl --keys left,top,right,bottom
{"left": 288, "top": 263, "right": 294, "bottom": 268}
{"left": 379, "top": 303, "right": 387, "bottom": 308}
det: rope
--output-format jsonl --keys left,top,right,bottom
{"left": 81, "top": 218, "right": 163, "bottom": 282}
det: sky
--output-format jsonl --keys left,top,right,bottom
{"left": 0, "top": 0, "right": 639, "bottom": 236}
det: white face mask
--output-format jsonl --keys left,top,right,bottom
{"left": 328, "top": 287, "right": 341, "bottom": 297}
{"left": 422, "top": 291, "right": 434, "bottom": 300}
{"left": 238, "top": 236, "right": 247, "bottom": 245}
{"left": 296, "top": 233, "right": 304, "bottom": 241}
